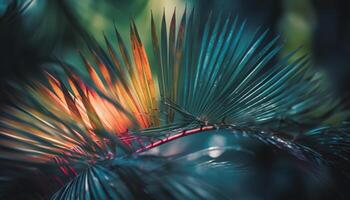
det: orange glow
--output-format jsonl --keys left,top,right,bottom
{"left": 0, "top": 23, "right": 161, "bottom": 164}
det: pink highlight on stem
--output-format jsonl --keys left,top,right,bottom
{"left": 51, "top": 125, "right": 215, "bottom": 181}
{"left": 135, "top": 125, "right": 214, "bottom": 153}
{"left": 54, "top": 156, "right": 78, "bottom": 177}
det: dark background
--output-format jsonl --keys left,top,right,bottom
{"left": 0, "top": 0, "right": 349, "bottom": 199}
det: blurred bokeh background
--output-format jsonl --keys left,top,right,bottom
{"left": 0, "top": 0, "right": 349, "bottom": 199}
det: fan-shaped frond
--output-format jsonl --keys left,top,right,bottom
{"left": 0, "top": 9, "right": 349, "bottom": 199}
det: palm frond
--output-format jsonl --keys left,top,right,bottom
{"left": 0, "top": 9, "right": 349, "bottom": 199}
{"left": 51, "top": 153, "right": 232, "bottom": 200}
